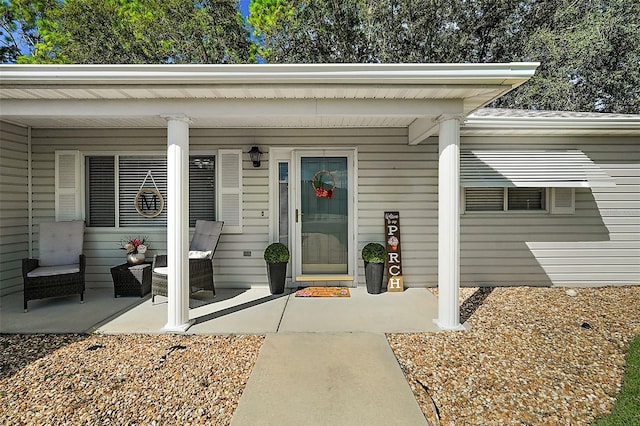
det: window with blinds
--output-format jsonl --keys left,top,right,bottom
{"left": 119, "top": 156, "right": 168, "bottom": 227}
{"left": 86, "top": 156, "right": 115, "bottom": 227}
{"left": 465, "top": 187, "right": 547, "bottom": 212}
{"left": 189, "top": 157, "right": 216, "bottom": 227}
{"left": 507, "top": 188, "right": 546, "bottom": 211}
{"left": 465, "top": 188, "right": 504, "bottom": 211}
{"left": 85, "top": 155, "right": 215, "bottom": 227}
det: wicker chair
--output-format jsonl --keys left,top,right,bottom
{"left": 151, "top": 220, "right": 223, "bottom": 303}
{"left": 22, "top": 220, "right": 86, "bottom": 312}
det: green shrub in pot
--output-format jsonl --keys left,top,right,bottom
{"left": 362, "top": 243, "right": 386, "bottom": 294}
{"left": 264, "top": 243, "right": 289, "bottom": 294}
{"left": 264, "top": 242, "right": 290, "bottom": 263}
{"left": 362, "top": 242, "right": 386, "bottom": 264}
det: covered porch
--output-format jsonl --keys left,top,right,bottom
{"left": 0, "top": 286, "right": 440, "bottom": 334}
{"left": 0, "top": 63, "right": 539, "bottom": 332}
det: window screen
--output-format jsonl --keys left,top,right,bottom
{"left": 465, "top": 188, "right": 504, "bottom": 211}
{"left": 508, "top": 188, "right": 546, "bottom": 211}
{"left": 189, "top": 157, "right": 216, "bottom": 227}
{"left": 85, "top": 155, "right": 215, "bottom": 227}
{"left": 119, "top": 156, "right": 168, "bottom": 227}
{"left": 85, "top": 156, "right": 115, "bottom": 227}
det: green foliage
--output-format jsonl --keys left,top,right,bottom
{"left": 264, "top": 242, "right": 290, "bottom": 263}
{"left": 247, "top": 0, "right": 640, "bottom": 113}
{"left": 592, "top": 334, "right": 640, "bottom": 425}
{"left": 498, "top": 0, "right": 640, "bottom": 113}
{"left": 1, "top": 0, "right": 63, "bottom": 63}
{"left": 4, "top": 0, "right": 638, "bottom": 112}
{"left": 362, "top": 243, "right": 386, "bottom": 264}
{"left": 10, "top": 0, "right": 253, "bottom": 64}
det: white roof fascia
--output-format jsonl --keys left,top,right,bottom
{"left": 0, "top": 62, "right": 539, "bottom": 87}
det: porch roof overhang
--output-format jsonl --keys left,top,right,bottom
{"left": 460, "top": 149, "right": 616, "bottom": 188}
{"left": 462, "top": 108, "right": 640, "bottom": 136}
{"left": 0, "top": 63, "right": 538, "bottom": 144}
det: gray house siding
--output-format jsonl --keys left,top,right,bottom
{"left": 0, "top": 121, "right": 29, "bottom": 296}
{"left": 25, "top": 128, "right": 639, "bottom": 290}
{"left": 460, "top": 135, "right": 639, "bottom": 287}
{"left": 30, "top": 126, "right": 437, "bottom": 289}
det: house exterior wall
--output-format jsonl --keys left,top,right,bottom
{"left": 27, "top": 127, "right": 639, "bottom": 289}
{"left": 29, "top": 126, "right": 437, "bottom": 289}
{"left": 0, "top": 121, "right": 29, "bottom": 296}
{"left": 460, "top": 135, "right": 640, "bottom": 287}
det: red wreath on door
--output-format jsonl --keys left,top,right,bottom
{"left": 312, "top": 170, "right": 336, "bottom": 199}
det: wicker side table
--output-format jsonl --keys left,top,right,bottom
{"left": 110, "top": 262, "right": 152, "bottom": 298}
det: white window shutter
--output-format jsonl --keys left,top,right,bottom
{"left": 217, "top": 149, "right": 243, "bottom": 233}
{"left": 551, "top": 187, "right": 575, "bottom": 214}
{"left": 55, "top": 150, "right": 83, "bottom": 221}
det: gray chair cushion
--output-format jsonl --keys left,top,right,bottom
{"left": 38, "top": 221, "right": 85, "bottom": 266}
{"left": 27, "top": 264, "right": 81, "bottom": 277}
{"left": 189, "top": 220, "right": 223, "bottom": 252}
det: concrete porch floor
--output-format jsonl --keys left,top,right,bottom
{"left": 0, "top": 286, "right": 440, "bottom": 334}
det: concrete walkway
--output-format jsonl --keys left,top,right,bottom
{"left": 231, "top": 333, "right": 428, "bottom": 426}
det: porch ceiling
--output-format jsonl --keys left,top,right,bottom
{"left": 0, "top": 63, "right": 539, "bottom": 136}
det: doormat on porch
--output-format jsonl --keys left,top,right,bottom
{"left": 294, "top": 287, "right": 350, "bottom": 298}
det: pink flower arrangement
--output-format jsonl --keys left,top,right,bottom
{"left": 120, "top": 236, "right": 148, "bottom": 254}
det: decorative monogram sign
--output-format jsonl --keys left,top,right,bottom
{"left": 135, "top": 170, "right": 164, "bottom": 218}
{"left": 384, "top": 211, "right": 404, "bottom": 292}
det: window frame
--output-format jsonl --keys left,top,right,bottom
{"left": 463, "top": 187, "right": 550, "bottom": 214}
{"left": 83, "top": 150, "right": 218, "bottom": 230}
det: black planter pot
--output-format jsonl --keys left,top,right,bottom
{"left": 364, "top": 261, "right": 384, "bottom": 294}
{"left": 266, "top": 262, "right": 287, "bottom": 294}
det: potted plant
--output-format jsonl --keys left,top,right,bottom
{"left": 362, "top": 242, "right": 386, "bottom": 294}
{"left": 120, "top": 236, "right": 149, "bottom": 265}
{"left": 264, "top": 242, "right": 290, "bottom": 294}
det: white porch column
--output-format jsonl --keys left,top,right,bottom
{"left": 436, "top": 115, "right": 465, "bottom": 330}
{"left": 162, "top": 115, "right": 193, "bottom": 332}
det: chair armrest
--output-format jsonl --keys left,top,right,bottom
{"left": 153, "top": 254, "right": 168, "bottom": 269}
{"left": 22, "top": 258, "right": 39, "bottom": 276}
{"left": 189, "top": 257, "right": 213, "bottom": 274}
{"left": 79, "top": 254, "right": 86, "bottom": 272}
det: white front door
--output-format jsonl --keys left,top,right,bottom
{"left": 293, "top": 150, "right": 355, "bottom": 284}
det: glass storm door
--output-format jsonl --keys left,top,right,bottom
{"left": 294, "top": 152, "right": 353, "bottom": 280}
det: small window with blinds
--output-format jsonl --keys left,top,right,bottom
{"left": 507, "top": 188, "right": 546, "bottom": 211}
{"left": 119, "top": 156, "right": 168, "bottom": 227}
{"left": 465, "top": 187, "right": 548, "bottom": 213}
{"left": 86, "top": 156, "right": 116, "bottom": 227}
{"left": 465, "top": 188, "right": 504, "bottom": 212}
{"left": 189, "top": 156, "right": 216, "bottom": 227}
{"left": 85, "top": 155, "right": 216, "bottom": 227}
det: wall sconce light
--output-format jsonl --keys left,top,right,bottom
{"left": 248, "top": 146, "right": 262, "bottom": 168}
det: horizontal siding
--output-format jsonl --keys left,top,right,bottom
{"left": 461, "top": 135, "right": 640, "bottom": 287}
{"left": 30, "top": 126, "right": 438, "bottom": 289}
{"left": 28, "top": 128, "right": 639, "bottom": 290}
{"left": 356, "top": 135, "right": 437, "bottom": 287}
{"left": 0, "top": 121, "right": 29, "bottom": 295}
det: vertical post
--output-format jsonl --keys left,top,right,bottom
{"left": 162, "top": 115, "right": 193, "bottom": 332}
{"left": 436, "top": 115, "right": 464, "bottom": 330}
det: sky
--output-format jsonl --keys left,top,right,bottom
{"left": 239, "top": 0, "right": 251, "bottom": 19}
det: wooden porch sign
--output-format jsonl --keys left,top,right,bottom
{"left": 384, "top": 211, "right": 404, "bottom": 292}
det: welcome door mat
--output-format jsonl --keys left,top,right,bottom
{"left": 295, "top": 287, "right": 351, "bottom": 298}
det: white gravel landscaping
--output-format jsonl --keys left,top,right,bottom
{"left": 389, "top": 286, "right": 640, "bottom": 425}
{"left": 0, "top": 334, "right": 263, "bottom": 425}
{"left": 1, "top": 286, "right": 638, "bottom": 425}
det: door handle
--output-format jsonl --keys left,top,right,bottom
{"left": 296, "top": 209, "right": 303, "bottom": 223}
